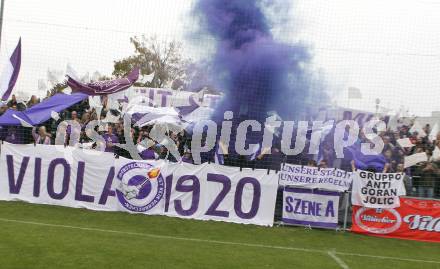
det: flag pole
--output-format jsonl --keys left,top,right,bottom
{"left": 0, "top": 0, "right": 5, "bottom": 53}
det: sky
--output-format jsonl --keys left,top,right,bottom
{"left": 1, "top": 0, "right": 440, "bottom": 116}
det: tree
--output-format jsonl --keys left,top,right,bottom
{"left": 113, "top": 36, "right": 187, "bottom": 88}
{"left": 43, "top": 81, "right": 68, "bottom": 98}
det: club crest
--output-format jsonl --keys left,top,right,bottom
{"left": 116, "top": 162, "right": 165, "bottom": 212}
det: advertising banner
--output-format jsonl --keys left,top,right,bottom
{"left": 352, "top": 198, "right": 440, "bottom": 243}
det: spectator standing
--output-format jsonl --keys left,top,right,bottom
{"left": 102, "top": 125, "right": 119, "bottom": 153}
{"left": 140, "top": 147, "right": 159, "bottom": 160}
{"left": 27, "top": 95, "right": 39, "bottom": 108}
{"left": 71, "top": 111, "right": 80, "bottom": 122}
{"left": 181, "top": 151, "right": 193, "bottom": 164}
{"left": 5, "top": 127, "right": 22, "bottom": 144}
{"left": 0, "top": 105, "right": 8, "bottom": 116}
{"left": 318, "top": 160, "right": 328, "bottom": 169}
{"left": 6, "top": 94, "right": 18, "bottom": 108}
{"left": 255, "top": 146, "right": 283, "bottom": 171}
{"left": 397, "top": 163, "right": 413, "bottom": 196}
{"left": 415, "top": 162, "right": 438, "bottom": 198}
{"left": 32, "top": 126, "right": 51, "bottom": 145}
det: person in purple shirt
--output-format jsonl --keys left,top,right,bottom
{"left": 181, "top": 151, "right": 193, "bottom": 164}
{"left": 102, "top": 124, "right": 119, "bottom": 153}
{"left": 0, "top": 126, "right": 6, "bottom": 140}
{"left": 5, "top": 127, "right": 22, "bottom": 144}
{"left": 140, "top": 148, "right": 159, "bottom": 160}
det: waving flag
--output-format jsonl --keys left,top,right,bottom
{"left": 0, "top": 38, "right": 21, "bottom": 100}
{"left": 67, "top": 67, "right": 139, "bottom": 95}
{"left": 348, "top": 87, "right": 362, "bottom": 99}
{"left": 248, "top": 143, "right": 262, "bottom": 161}
{"left": 66, "top": 63, "right": 79, "bottom": 80}
{"left": 47, "top": 68, "right": 64, "bottom": 86}
{"left": 214, "top": 142, "right": 225, "bottom": 165}
{"left": 175, "top": 94, "right": 200, "bottom": 116}
{"left": 344, "top": 142, "right": 386, "bottom": 172}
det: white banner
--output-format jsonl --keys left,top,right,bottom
{"left": 351, "top": 170, "right": 406, "bottom": 209}
{"left": 110, "top": 87, "right": 221, "bottom": 109}
{"left": 279, "top": 164, "right": 352, "bottom": 192}
{"left": 161, "top": 163, "right": 278, "bottom": 226}
{"left": 0, "top": 143, "right": 121, "bottom": 211}
{"left": 282, "top": 187, "right": 340, "bottom": 228}
{"left": 0, "top": 143, "right": 278, "bottom": 226}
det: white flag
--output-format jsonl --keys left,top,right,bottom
{"left": 66, "top": 63, "right": 79, "bottom": 80}
{"left": 63, "top": 87, "right": 72, "bottom": 95}
{"left": 88, "top": 96, "right": 102, "bottom": 108}
{"left": 140, "top": 72, "right": 155, "bottom": 84}
{"left": 47, "top": 68, "right": 64, "bottom": 86}
{"left": 348, "top": 87, "right": 362, "bottom": 99}
{"left": 91, "top": 71, "right": 102, "bottom": 82}
{"left": 397, "top": 138, "right": 414, "bottom": 148}
{"left": 404, "top": 152, "right": 428, "bottom": 168}
{"left": 102, "top": 112, "right": 120, "bottom": 123}
{"left": 81, "top": 72, "right": 90, "bottom": 83}
{"left": 51, "top": 111, "right": 60, "bottom": 121}
{"left": 428, "top": 123, "right": 439, "bottom": 142}
{"left": 38, "top": 79, "right": 47, "bottom": 92}
{"left": 409, "top": 121, "right": 427, "bottom": 138}
{"left": 432, "top": 146, "right": 440, "bottom": 161}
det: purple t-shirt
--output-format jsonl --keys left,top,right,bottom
{"left": 5, "top": 132, "right": 22, "bottom": 144}
{"left": 102, "top": 133, "right": 119, "bottom": 152}
{"left": 140, "top": 149, "right": 157, "bottom": 160}
{"left": 181, "top": 156, "right": 193, "bottom": 164}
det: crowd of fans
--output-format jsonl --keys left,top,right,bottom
{"left": 0, "top": 93, "right": 439, "bottom": 199}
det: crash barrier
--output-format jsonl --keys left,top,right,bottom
{"left": 0, "top": 142, "right": 438, "bottom": 242}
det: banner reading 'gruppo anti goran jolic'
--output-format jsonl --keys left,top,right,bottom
{"left": 351, "top": 170, "right": 406, "bottom": 208}
{"left": 352, "top": 197, "right": 440, "bottom": 243}
{"left": 0, "top": 142, "right": 278, "bottom": 226}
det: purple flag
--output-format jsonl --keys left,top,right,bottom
{"left": 0, "top": 93, "right": 88, "bottom": 126}
{"left": 175, "top": 95, "right": 200, "bottom": 116}
{"left": 214, "top": 142, "right": 225, "bottom": 165}
{"left": 248, "top": 143, "right": 262, "bottom": 161}
{"left": 0, "top": 38, "right": 21, "bottom": 100}
{"left": 344, "top": 142, "right": 386, "bottom": 172}
{"left": 67, "top": 67, "right": 139, "bottom": 95}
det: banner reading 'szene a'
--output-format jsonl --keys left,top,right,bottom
{"left": 352, "top": 198, "right": 440, "bottom": 243}
{"left": 282, "top": 187, "right": 340, "bottom": 229}
{"left": 0, "top": 143, "right": 278, "bottom": 226}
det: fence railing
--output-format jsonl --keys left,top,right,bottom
{"left": 274, "top": 188, "right": 440, "bottom": 231}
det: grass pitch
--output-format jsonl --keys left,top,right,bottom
{"left": 0, "top": 201, "right": 438, "bottom": 269}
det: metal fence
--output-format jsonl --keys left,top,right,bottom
{"left": 273, "top": 188, "right": 440, "bottom": 230}
{"left": 1, "top": 101, "right": 439, "bottom": 204}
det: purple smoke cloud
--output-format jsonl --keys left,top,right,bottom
{"left": 194, "top": 0, "right": 316, "bottom": 122}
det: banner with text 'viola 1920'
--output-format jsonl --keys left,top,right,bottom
{"left": 0, "top": 143, "right": 278, "bottom": 226}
